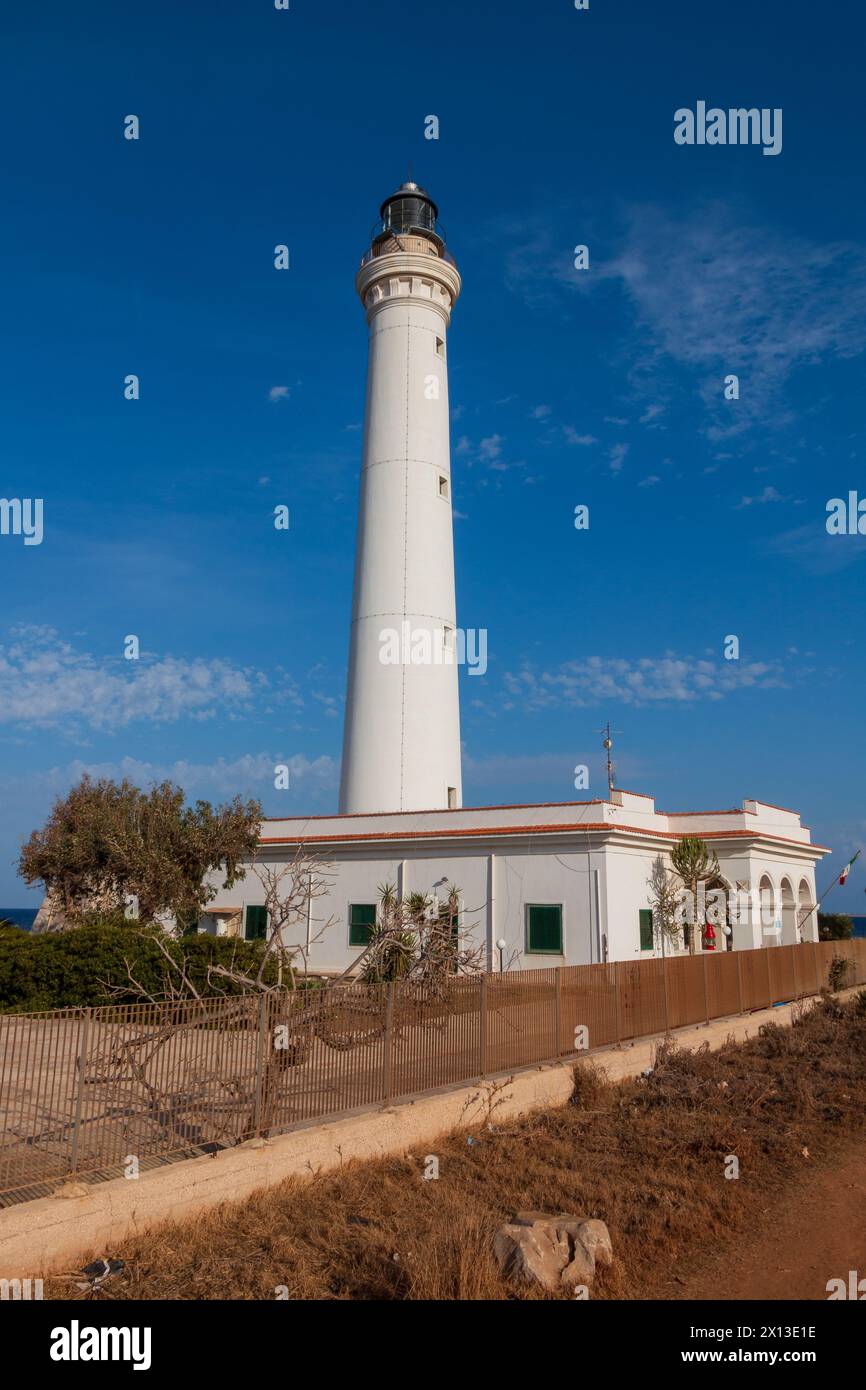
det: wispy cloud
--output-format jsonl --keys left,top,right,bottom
{"left": 268, "top": 385, "right": 290, "bottom": 402}
{"left": 767, "top": 523, "right": 866, "bottom": 574}
{"left": 736, "top": 485, "right": 785, "bottom": 508}
{"left": 503, "top": 650, "right": 792, "bottom": 711}
{"left": 479, "top": 434, "right": 504, "bottom": 463}
{"left": 594, "top": 205, "right": 866, "bottom": 435}
{"left": 0, "top": 627, "right": 303, "bottom": 732}
{"left": 563, "top": 426, "right": 598, "bottom": 446}
{"left": 504, "top": 204, "right": 866, "bottom": 436}
{"left": 608, "top": 442, "right": 629, "bottom": 473}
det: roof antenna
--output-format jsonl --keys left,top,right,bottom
{"left": 598, "top": 720, "right": 622, "bottom": 799}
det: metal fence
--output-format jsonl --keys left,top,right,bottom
{"left": 1, "top": 937, "right": 864, "bottom": 1204}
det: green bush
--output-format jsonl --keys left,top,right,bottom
{"left": 0, "top": 921, "right": 281, "bottom": 1013}
{"left": 827, "top": 954, "right": 851, "bottom": 993}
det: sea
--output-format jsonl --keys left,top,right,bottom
{"left": 0, "top": 908, "right": 38, "bottom": 930}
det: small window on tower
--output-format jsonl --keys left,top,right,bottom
{"left": 435, "top": 336, "right": 445, "bottom": 358}
{"left": 438, "top": 476, "right": 449, "bottom": 498}
{"left": 447, "top": 787, "right": 457, "bottom": 810}
{"left": 443, "top": 625, "right": 454, "bottom": 648}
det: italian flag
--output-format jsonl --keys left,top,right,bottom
{"left": 838, "top": 850, "right": 860, "bottom": 886}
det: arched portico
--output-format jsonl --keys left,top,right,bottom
{"left": 758, "top": 873, "right": 781, "bottom": 946}
{"left": 797, "top": 878, "right": 816, "bottom": 943}
{"left": 780, "top": 877, "right": 798, "bottom": 945}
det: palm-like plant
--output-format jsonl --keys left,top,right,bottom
{"left": 358, "top": 881, "right": 478, "bottom": 985}
{"left": 670, "top": 836, "right": 721, "bottom": 954}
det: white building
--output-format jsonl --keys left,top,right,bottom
{"left": 200, "top": 790, "right": 827, "bottom": 969}
{"left": 200, "top": 182, "right": 830, "bottom": 966}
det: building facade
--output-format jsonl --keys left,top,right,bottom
{"left": 200, "top": 790, "right": 827, "bottom": 972}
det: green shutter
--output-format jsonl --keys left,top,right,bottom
{"left": 349, "top": 903, "right": 376, "bottom": 947}
{"left": 245, "top": 905, "right": 268, "bottom": 941}
{"left": 639, "top": 908, "right": 654, "bottom": 951}
{"left": 526, "top": 904, "right": 563, "bottom": 954}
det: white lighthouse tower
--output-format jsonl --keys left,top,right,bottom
{"left": 339, "top": 181, "right": 463, "bottom": 815}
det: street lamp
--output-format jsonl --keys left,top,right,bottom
{"left": 496, "top": 937, "right": 507, "bottom": 973}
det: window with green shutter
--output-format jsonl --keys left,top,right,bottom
{"left": 245, "top": 905, "right": 268, "bottom": 941}
{"left": 526, "top": 903, "right": 563, "bottom": 954}
{"left": 348, "top": 902, "right": 376, "bottom": 947}
{"left": 639, "top": 908, "right": 654, "bottom": 951}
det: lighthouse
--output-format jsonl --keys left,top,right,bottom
{"left": 339, "top": 181, "right": 463, "bottom": 814}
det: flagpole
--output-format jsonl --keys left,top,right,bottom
{"left": 797, "top": 850, "right": 860, "bottom": 941}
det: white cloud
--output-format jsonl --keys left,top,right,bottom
{"left": 608, "top": 442, "right": 629, "bottom": 473}
{"left": 268, "top": 386, "right": 290, "bottom": 402}
{"left": 479, "top": 434, "right": 504, "bottom": 462}
{"left": 530, "top": 404, "right": 552, "bottom": 420}
{"left": 737, "top": 485, "right": 785, "bottom": 508}
{"left": 637, "top": 475, "right": 660, "bottom": 487}
{"left": 0, "top": 627, "right": 303, "bottom": 731}
{"left": 503, "top": 651, "right": 790, "bottom": 711}
{"left": 598, "top": 206, "right": 866, "bottom": 433}
{"left": 563, "top": 427, "right": 597, "bottom": 446}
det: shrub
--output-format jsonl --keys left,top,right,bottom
{"left": 0, "top": 921, "right": 281, "bottom": 1013}
{"left": 828, "top": 954, "right": 851, "bottom": 993}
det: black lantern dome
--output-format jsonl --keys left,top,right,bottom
{"left": 362, "top": 180, "right": 454, "bottom": 267}
{"left": 379, "top": 181, "right": 439, "bottom": 237}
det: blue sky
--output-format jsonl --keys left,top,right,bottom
{"left": 1, "top": 0, "right": 865, "bottom": 909}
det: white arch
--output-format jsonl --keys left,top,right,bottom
{"left": 759, "top": 872, "right": 781, "bottom": 945}
{"left": 797, "top": 877, "right": 815, "bottom": 943}
{"left": 780, "top": 876, "right": 798, "bottom": 946}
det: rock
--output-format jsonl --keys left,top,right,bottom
{"left": 561, "top": 1243, "right": 595, "bottom": 1290}
{"left": 55, "top": 1182, "right": 90, "bottom": 1199}
{"left": 495, "top": 1212, "right": 613, "bottom": 1293}
{"left": 573, "top": 1217, "right": 614, "bottom": 1269}
{"left": 514, "top": 1209, "right": 583, "bottom": 1228}
{"left": 493, "top": 1222, "right": 572, "bottom": 1292}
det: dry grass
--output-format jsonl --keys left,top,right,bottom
{"left": 46, "top": 992, "right": 866, "bottom": 1301}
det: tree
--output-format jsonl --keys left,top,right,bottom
{"left": 646, "top": 855, "right": 683, "bottom": 954}
{"left": 18, "top": 774, "right": 262, "bottom": 928}
{"left": 818, "top": 911, "right": 854, "bottom": 942}
{"left": 358, "top": 881, "right": 482, "bottom": 986}
{"left": 670, "top": 835, "right": 721, "bottom": 954}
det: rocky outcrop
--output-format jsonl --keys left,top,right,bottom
{"left": 494, "top": 1211, "right": 613, "bottom": 1294}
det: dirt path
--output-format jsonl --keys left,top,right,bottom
{"left": 667, "top": 1136, "right": 866, "bottom": 1301}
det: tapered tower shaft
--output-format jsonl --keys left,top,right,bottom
{"left": 339, "top": 182, "right": 462, "bottom": 814}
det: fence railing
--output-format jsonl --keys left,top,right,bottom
{"left": 1, "top": 938, "right": 864, "bottom": 1204}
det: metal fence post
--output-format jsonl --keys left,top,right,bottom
{"left": 479, "top": 974, "right": 488, "bottom": 1077}
{"left": 382, "top": 982, "right": 395, "bottom": 1104}
{"left": 764, "top": 948, "right": 772, "bottom": 1009}
{"left": 813, "top": 939, "right": 820, "bottom": 994}
{"left": 613, "top": 961, "right": 621, "bottom": 1046}
{"left": 252, "top": 993, "right": 269, "bottom": 1137}
{"left": 554, "top": 969, "right": 562, "bottom": 1057}
{"left": 661, "top": 953, "right": 670, "bottom": 1034}
{"left": 702, "top": 951, "right": 710, "bottom": 1024}
{"left": 70, "top": 1007, "right": 91, "bottom": 1174}
{"left": 736, "top": 949, "right": 744, "bottom": 1015}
